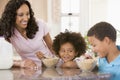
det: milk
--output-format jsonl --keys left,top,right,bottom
{"left": 0, "top": 37, "right": 13, "bottom": 69}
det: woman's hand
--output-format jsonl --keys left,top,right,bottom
{"left": 36, "top": 51, "right": 45, "bottom": 59}
{"left": 20, "top": 68, "right": 37, "bottom": 77}
{"left": 21, "top": 59, "right": 38, "bottom": 70}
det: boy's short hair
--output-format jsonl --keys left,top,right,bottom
{"left": 87, "top": 22, "right": 116, "bottom": 42}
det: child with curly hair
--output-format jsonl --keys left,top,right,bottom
{"left": 52, "top": 31, "right": 86, "bottom": 68}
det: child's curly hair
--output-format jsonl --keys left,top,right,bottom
{"left": 52, "top": 31, "right": 86, "bottom": 57}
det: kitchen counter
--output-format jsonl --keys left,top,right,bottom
{"left": 0, "top": 67, "right": 111, "bottom": 80}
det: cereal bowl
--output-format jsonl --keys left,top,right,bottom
{"left": 42, "top": 57, "right": 59, "bottom": 68}
{"left": 76, "top": 59, "right": 97, "bottom": 72}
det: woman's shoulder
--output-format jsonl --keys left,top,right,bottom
{"left": 36, "top": 19, "right": 46, "bottom": 26}
{"left": 36, "top": 19, "right": 48, "bottom": 30}
{"left": 35, "top": 19, "right": 50, "bottom": 36}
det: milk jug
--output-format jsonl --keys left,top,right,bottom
{"left": 0, "top": 37, "right": 13, "bottom": 69}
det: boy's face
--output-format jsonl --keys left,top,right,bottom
{"left": 88, "top": 36, "right": 109, "bottom": 58}
{"left": 59, "top": 42, "right": 77, "bottom": 62}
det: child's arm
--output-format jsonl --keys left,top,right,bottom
{"left": 61, "top": 61, "right": 78, "bottom": 68}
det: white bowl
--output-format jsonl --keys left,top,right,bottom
{"left": 42, "top": 57, "right": 59, "bottom": 68}
{"left": 76, "top": 59, "right": 96, "bottom": 72}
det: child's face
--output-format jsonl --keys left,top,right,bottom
{"left": 88, "top": 36, "right": 109, "bottom": 58}
{"left": 59, "top": 42, "right": 77, "bottom": 62}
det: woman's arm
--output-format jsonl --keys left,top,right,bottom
{"left": 43, "top": 33, "right": 55, "bottom": 54}
{"left": 13, "top": 59, "right": 37, "bottom": 69}
{"left": 13, "top": 60, "right": 22, "bottom": 67}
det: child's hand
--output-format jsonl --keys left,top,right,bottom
{"left": 75, "top": 54, "right": 92, "bottom": 62}
{"left": 84, "top": 54, "right": 92, "bottom": 59}
{"left": 36, "top": 51, "right": 45, "bottom": 59}
{"left": 61, "top": 61, "right": 78, "bottom": 68}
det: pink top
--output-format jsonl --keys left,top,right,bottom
{"left": 10, "top": 20, "right": 53, "bottom": 67}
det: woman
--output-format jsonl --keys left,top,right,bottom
{"left": 0, "top": 0, "right": 54, "bottom": 69}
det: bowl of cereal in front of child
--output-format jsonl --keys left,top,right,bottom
{"left": 75, "top": 55, "right": 97, "bottom": 72}
{"left": 42, "top": 57, "right": 59, "bottom": 68}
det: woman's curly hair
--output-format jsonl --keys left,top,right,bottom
{"left": 52, "top": 31, "right": 86, "bottom": 57}
{"left": 0, "top": 0, "right": 38, "bottom": 42}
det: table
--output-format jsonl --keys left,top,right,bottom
{"left": 0, "top": 67, "right": 111, "bottom": 80}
